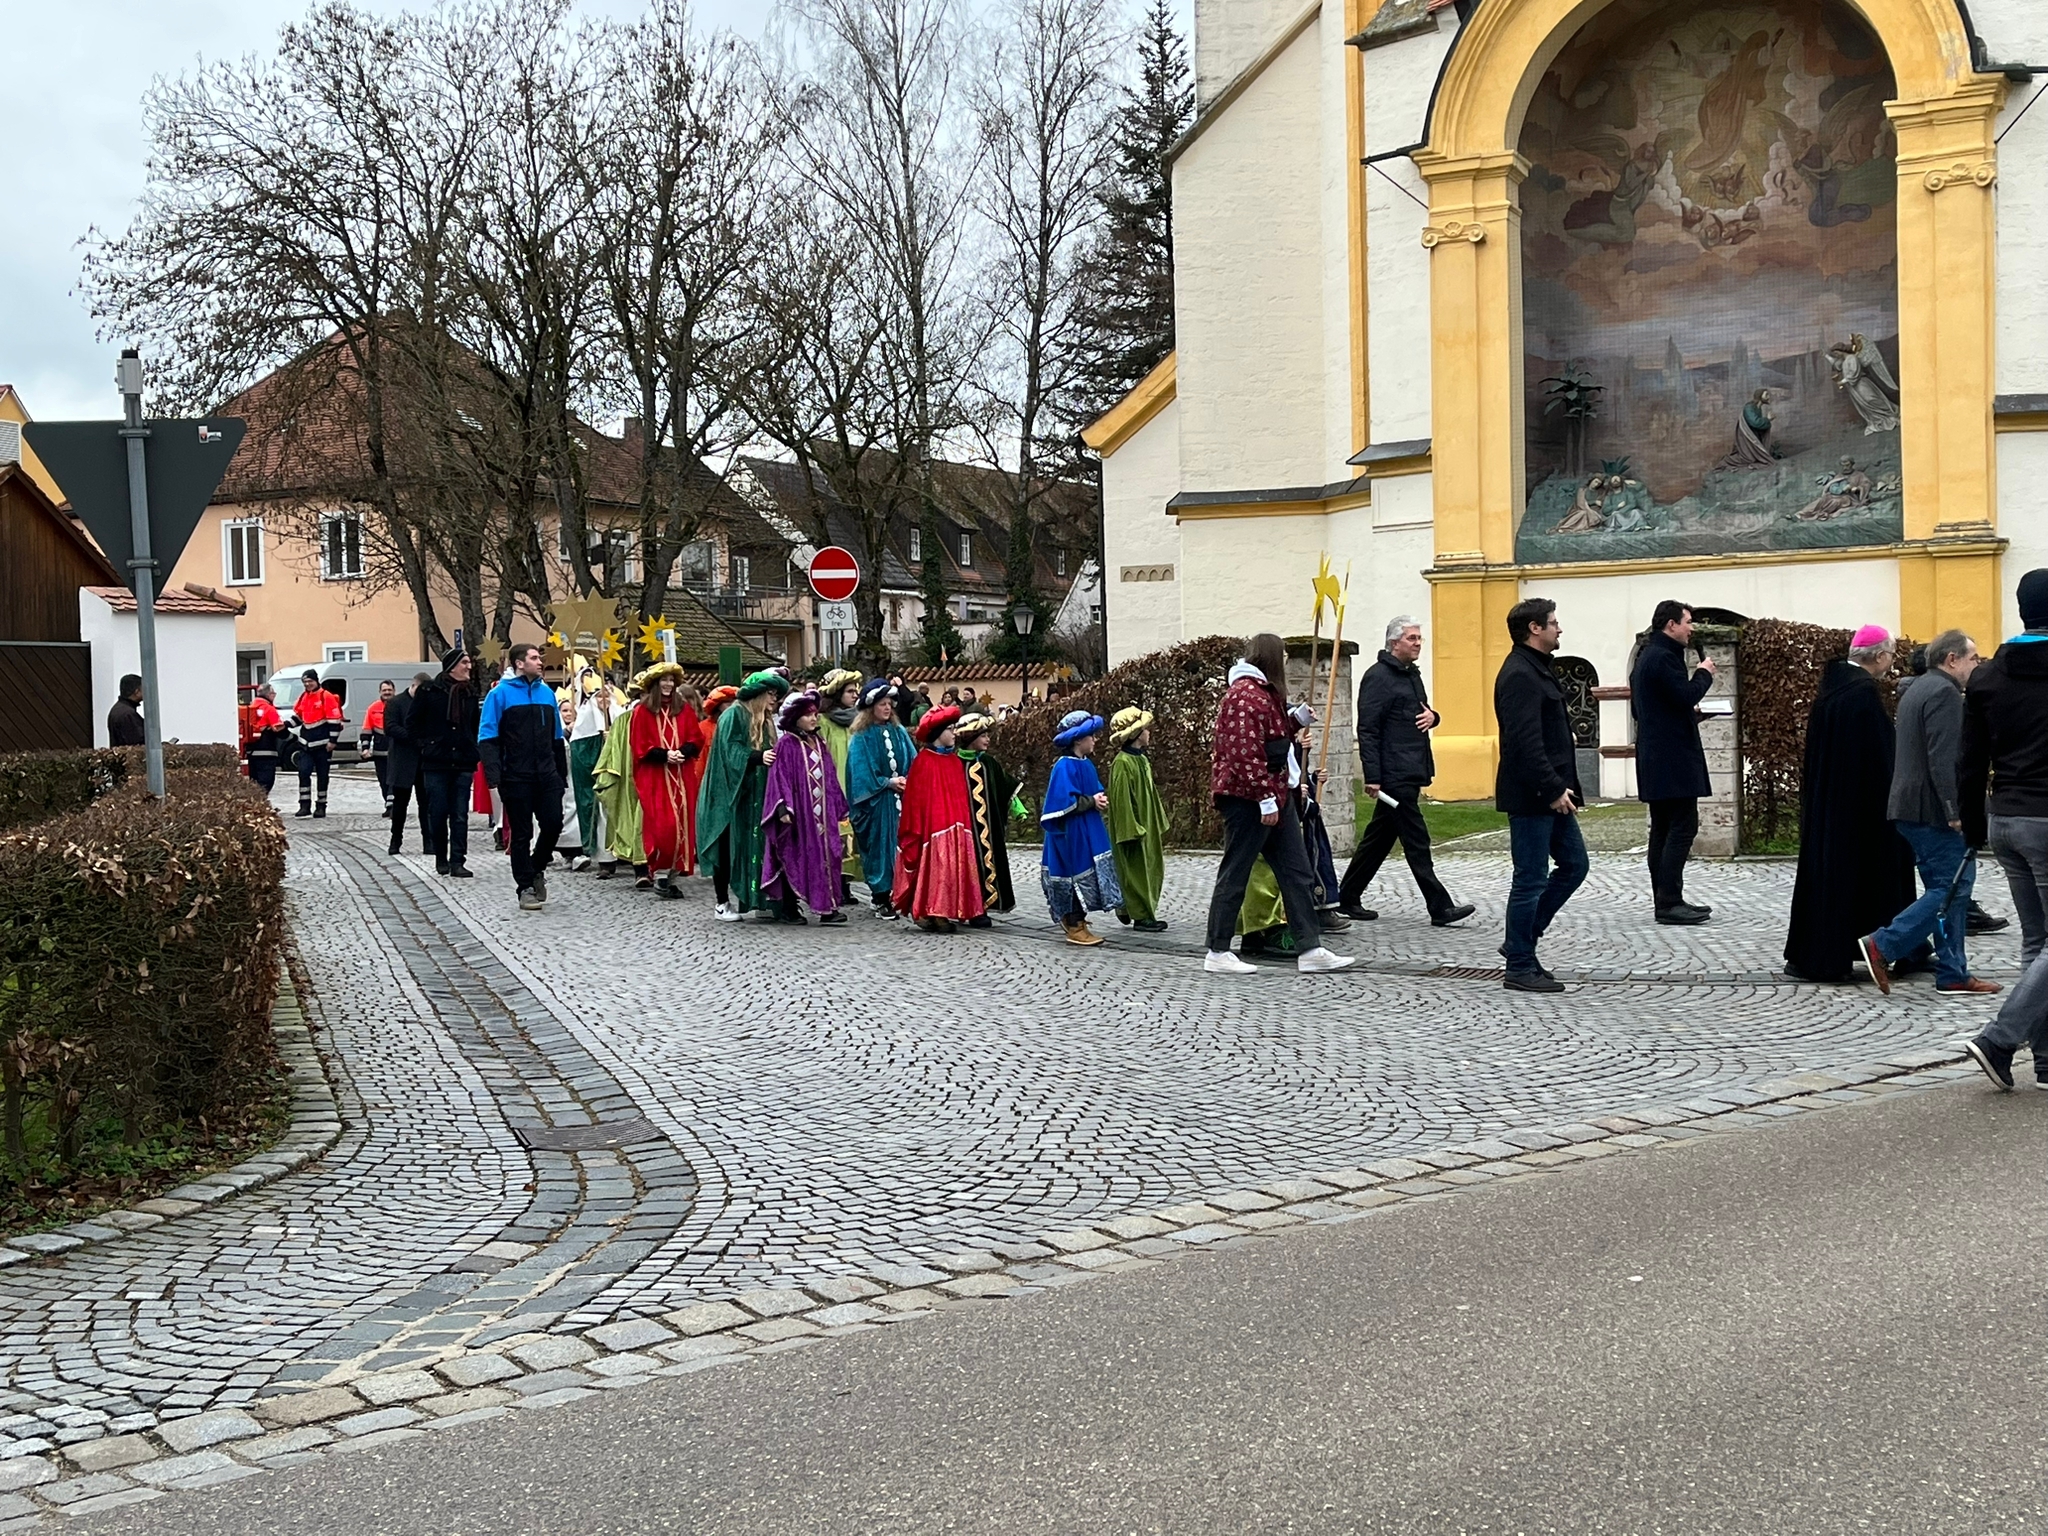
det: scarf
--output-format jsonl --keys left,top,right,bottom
{"left": 826, "top": 705, "right": 856, "bottom": 729}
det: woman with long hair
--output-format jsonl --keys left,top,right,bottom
{"left": 696, "top": 671, "right": 789, "bottom": 920}
{"left": 1203, "top": 633, "right": 1353, "bottom": 975}
{"left": 629, "top": 664, "right": 703, "bottom": 899}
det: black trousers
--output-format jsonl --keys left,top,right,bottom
{"left": 371, "top": 755, "right": 391, "bottom": 801}
{"left": 1646, "top": 797, "right": 1700, "bottom": 909}
{"left": 1205, "top": 797, "right": 1323, "bottom": 955}
{"left": 1337, "top": 788, "right": 1454, "bottom": 917}
{"left": 500, "top": 778, "right": 564, "bottom": 892}
{"left": 248, "top": 755, "right": 278, "bottom": 793}
{"left": 387, "top": 757, "right": 431, "bottom": 853}
{"left": 297, "top": 746, "right": 330, "bottom": 798}
{"left": 423, "top": 769, "right": 471, "bottom": 867}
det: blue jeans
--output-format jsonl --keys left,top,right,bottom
{"left": 1504, "top": 812, "right": 1589, "bottom": 972}
{"left": 1871, "top": 821, "right": 1973, "bottom": 987}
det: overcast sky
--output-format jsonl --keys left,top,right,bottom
{"left": 1, "top": 0, "right": 779, "bottom": 421}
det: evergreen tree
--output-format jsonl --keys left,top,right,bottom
{"left": 916, "top": 511, "right": 964, "bottom": 665}
{"left": 1064, "top": 0, "right": 1192, "bottom": 431}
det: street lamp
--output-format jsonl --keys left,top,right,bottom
{"left": 1013, "top": 606, "right": 1035, "bottom": 711}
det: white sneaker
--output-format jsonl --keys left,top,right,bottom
{"left": 714, "top": 903, "right": 743, "bottom": 923}
{"left": 571, "top": 855, "right": 592, "bottom": 872}
{"left": 1204, "top": 950, "right": 1257, "bottom": 975}
{"left": 1297, "top": 947, "right": 1355, "bottom": 974}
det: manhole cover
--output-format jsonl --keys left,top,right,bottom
{"left": 1426, "top": 965, "right": 1508, "bottom": 981}
{"left": 515, "top": 1117, "right": 664, "bottom": 1151}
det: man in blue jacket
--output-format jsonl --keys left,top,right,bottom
{"left": 478, "top": 642, "right": 570, "bottom": 911}
{"left": 1630, "top": 601, "right": 1715, "bottom": 925}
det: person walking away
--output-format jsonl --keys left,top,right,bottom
{"left": 361, "top": 679, "right": 397, "bottom": 809}
{"left": 847, "top": 679, "right": 917, "bottom": 919}
{"left": 817, "top": 670, "right": 865, "bottom": 893}
{"left": 291, "top": 670, "right": 345, "bottom": 819}
{"left": 1495, "top": 598, "right": 1589, "bottom": 992}
{"left": 760, "top": 690, "right": 851, "bottom": 925}
{"left": 1782, "top": 626, "right": 1917, "bottom": 982}
{"left": 1336, "top": 617, "right": 1475, "bottom": 927}
{"left": 629, "top": 663, "right": 703, "bottom": 899}
{"left": 1040, "top": 712, "right": 1120, "bottom": 947}
{"left": 1631, "top": 601, "right": 1716, "bottom": 925}
{"left": 477, "top": 643, "right": 568, "bottom": 911}
{"left": 697, "top": 671, "right": 789, "bottom": 921}
{"left": 1961, "top": 569, "right": 2048, "bottom": 1088}
{"left": 593, "top": 684, "right": 645, "bottom": 880}
{"left": 1911, "top": 640, "right": 2013, "bottom": 939}
{"left": 956, "top": 712, "right": 1023, "bottom": 926}
{"left": 384, "top": 674, "right": 432, "bottom": 854}
{"left": 411, "top": 649, "right": 480, "bottom": 878}
{"left": 1237, "top": 707, "right": 1345, "bottom": 955}
{"left": 1201, "top": 633, "right": 1354, "bottom": 976}
{"left": 244, "top": 683, "right": 284, "bottom": 796}
{"left": 1107, "top": 708, "right": 1168, "bottom": 932}
{"left": 1855, "top": 629, "right": 1997, "bottom": 997}
{"left": 108, "top": 673, "right": 146, "bottom": 747}
{"left": 567, "top": 667, "right": 614, "bottom": 874}
{"left": 891, "top": 705, "right": 986, "bottom": 933}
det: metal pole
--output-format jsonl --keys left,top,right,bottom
{"left": 116, "top": 349, "right": 164, "bottom": 798}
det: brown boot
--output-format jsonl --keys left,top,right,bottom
{"left": 1064, "top": 918, "right": 1105, "bottom": 947}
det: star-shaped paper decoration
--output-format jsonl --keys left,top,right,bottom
{"left": 547, "top": 630, "right": 568, "bottom": 650}
{"left": 597, "top": 629, "right": 625, "bottom": 669}
{"left": 637, "top": 616, "right": 672, "bottom": 661}
{"left": 550, "top": 595, "right": 621, "bottom": 654}
{"left": 477, "top": 635, "right": 505, "bottom": 667}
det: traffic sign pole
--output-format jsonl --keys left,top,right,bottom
{"left": 117, "top": 351, "right": 165, "bottom": 799}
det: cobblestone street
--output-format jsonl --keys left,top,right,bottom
{"left": 0, "top": 774, "right": 1999, "bottom": 1521}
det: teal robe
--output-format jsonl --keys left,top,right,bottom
{"left": 846, "top": 719, "right": 916, "bottom": 900}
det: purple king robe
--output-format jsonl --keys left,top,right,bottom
{"left": 760, "top": 729, "right": 851, "bottom": 912}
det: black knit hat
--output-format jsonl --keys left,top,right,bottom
{"left": 440, "top": 647, "right": 466, "bottom": 672}
{"left": 2020, "top": 569, "right": 2048, "bottom": 630}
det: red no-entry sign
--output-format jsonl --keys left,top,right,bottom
{"left": 808, "top": 545, "right": 860, "bottom": 602}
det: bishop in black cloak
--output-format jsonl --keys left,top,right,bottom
{"left": 1783, "top": 646, "right": 1918, "bottom": 982}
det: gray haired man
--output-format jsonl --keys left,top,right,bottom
{"left": 1335, "top": 616, "right": 1476, "bottom": 926}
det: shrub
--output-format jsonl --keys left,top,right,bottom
{"left": 991, "top": 635, "right": 1245, "bottom": 847}
{"left": 0, "top": 744, "right": 241, "bottom": 831}
{"left": 0, "top": 773, "right": 287, "bottom": 1172}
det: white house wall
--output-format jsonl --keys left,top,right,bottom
{"left": 79, "top": 592, "right": 240, "bottom": 749}
{"left": 1193, "top": 0, "right": 1317, "bottom": 107}
{"left": 1174, "top": 21, "right": 1327, "bottom": 494}
{"left": 1999, "top": 433, "right": 2048, "bottom": 639}
{"left": 1981, "top": 2, "right": 2048, "bottom": 397}
{"left": 1180, "top": 512, "right": 1341, "bottom": 642}
{"left": 1101, "top": 398, "right": 1186, "bottom": 666}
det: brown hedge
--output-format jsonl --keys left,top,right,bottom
{"left": 990, "top": 635, "right": 1246, "bottom": 847}
{"left": 0, "top": 774, "right": 287, "bottom": 1163}
{"left": 1737, "top": 618, "right": 1914, "bottom": 851}
{"left": 0, "top": 744, "right": 241, "bottom": 831}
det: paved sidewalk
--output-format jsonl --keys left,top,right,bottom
{"left": 0, "top": 771, "right": 2008, "bottom": 1517}
{"left": 98, "top": 1078, "right": 2048, "bottom": 1535}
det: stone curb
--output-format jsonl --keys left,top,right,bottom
{"left": 6, "top": 1042, "right": 1974, "bottom": 1520}
{"left": 0, "top": 981, "right": 338, "bottom": 1271}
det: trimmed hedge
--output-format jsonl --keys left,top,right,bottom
{"left": 0, "top": 771, "right": 286, "bottom": 1166}
{"left": 0, "top": 744, "right": 241, "bottom": 831}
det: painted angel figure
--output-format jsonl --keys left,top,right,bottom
{"left": 1829, "top": 334, "right": 1900, "bottom": 434}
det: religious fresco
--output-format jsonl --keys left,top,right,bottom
{"left": 1514, "top": 0, "right": 1903, "bottom": 565}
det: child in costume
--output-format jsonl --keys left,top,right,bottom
{"left": 696, "top": 670, "right": 788, "bottom": 921}
{"left": 592, "top": 683, "right": 646, "bottom": 881}
{"left": 955, "top": 712, "right": 1025, "bottom": 925}
{"left": 846, "top": 678, "right": 917, "bottom": 919}
{"left": 1039, "top": 710, "right": 1120, "bottom": 947}
{"left": 1106, "top": 707, "right": 1168, "bottom": 932}
{"left": 891, "top": 704, "right": 985, "bottom": 933}
{"left": 629, "top": 663, "right": 703, "bottom": 899}
{"left": 815, "top": 669, "right": 865, "bottom": 892}
{"left": 760, "top": 690, "right": 851, "bottom": 925}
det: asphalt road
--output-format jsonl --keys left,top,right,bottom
{"left": 103, "top": 1081, "right": 2048, "bottom": 1536}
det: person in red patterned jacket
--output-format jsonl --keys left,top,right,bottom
{"left": 1203, "top": 632, "right": 1355, "bottom": 976}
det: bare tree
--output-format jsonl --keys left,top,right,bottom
{"left": 589, "top": 1, "right": 788, "bottom": 621}
{"left": 968, "top": 0, "right": 1118, "bottom": 649}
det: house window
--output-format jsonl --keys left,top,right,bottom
{"left": 908, "top": 527, "right": 922, "bottom": 563}
{"left": 223, "top": 519, "right": 264, "bottom": 585}
{"left": 604, "top": 529, "right": 637, "bottom": 586}
{"left": 730, "top": 555, "right": 751, "bottom": 593}
{"left": 958, "top": 532, "right": 972, "bottom": 567}
{"left": 323, "top": 644, "right": 367, "bottom": 664}
{"left": 679, "top": 539, "right": 716, "bottom": 585}
{"left": 1055, "top": 546, "right": 1067, "bottom": 579}
{"left": 888, "top": 599, "right": 903, "bottom": 632}
{"left": 320, "top": 513, "right": 364, "bottom": 580}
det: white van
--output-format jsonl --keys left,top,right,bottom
{"left": 266, "top": 661, "right": 423, "bottom": 751}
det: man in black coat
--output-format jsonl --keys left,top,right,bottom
{"left": 1494, "top": 597, "right": 1586, "bottom": 993}
{"left": 383, "top": 672, "right": 433, "bottom": 857}
{"left": 410, "top": 649, "right": 481, "bottom": 878}
{"left": 1336, "top": 617, "right": 1475, "bottom": 926}
{"left": 1630, "top": 601, "right": 1716, "bottom": 924}
{"left": 108, "top": 674, "right": 146, "bottom": 747}
{"left": 1782, "top": 627, "right": 1917, "bottom": 982}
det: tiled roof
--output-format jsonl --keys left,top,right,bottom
{"left": 84, "top": 584, "right": 241, "bottom": 616}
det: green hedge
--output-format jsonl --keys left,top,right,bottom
{"left": 0, "top": 772, "right": 286, "bottom": 1168}
{"left": 0, "top": 744, "right": 241, "bottom": 831}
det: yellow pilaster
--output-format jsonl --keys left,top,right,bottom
{"left": 1427, "top": 567, "right": 1518, "bottom": 800}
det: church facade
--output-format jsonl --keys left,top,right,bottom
{"left": 1089, "top": 0, "right": 2048, "bottom": 798}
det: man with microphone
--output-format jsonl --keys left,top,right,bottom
{"left": 1335, "top": 616, "right": 1476, "bottom": 929}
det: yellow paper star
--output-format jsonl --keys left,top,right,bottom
{"left": 597, "top": 629, "right": 624, "bottom": 669}
{"left": 477, "top": 635, "right": 505, "bottom": 667}
{"left": 547, "top": 630, "right": 568, "bottom": 650}
{"left": 637, "top": 616, "right": 672, "bottom": 661}
{"left": 1311, "top": 554, "right": 1341, "bottom": 626}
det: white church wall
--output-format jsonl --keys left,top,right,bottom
{"left": 1982, "top": 1, "right": 2048, "bottom": 394}
{"left": 1360, "top": 20, "right": 1451, "bottom": 445}
{"left": 1999, "top": 432, "right": 2048, "bottom": 639}
{"left": 1101, "top": 397, "right": 1186, "bottom": 667}
{"left": 1193, "top": 0, "right": 1315, "bottom": 107}
{"left": 1174, "top": 22, "right": 1327, "bottom": 494}
{"left": 1178, "top": 513, "right": 1334, "bottom": 641}
{"left": 1320, "top": 5, "right": 1362, "bottom": 475}
{"left": 1323, "top": 498, "right": 1436, "bottom": 695}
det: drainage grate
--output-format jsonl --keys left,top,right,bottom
{"left": 1425, "top": 965, "right": 1508, "bottom": 982}
{"left": 515, "top": 1117, "right": 665, "bottom": 1151}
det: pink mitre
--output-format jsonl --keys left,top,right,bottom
{"left": 1850, "top": 624, "right": 1892, "bottom": 650}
